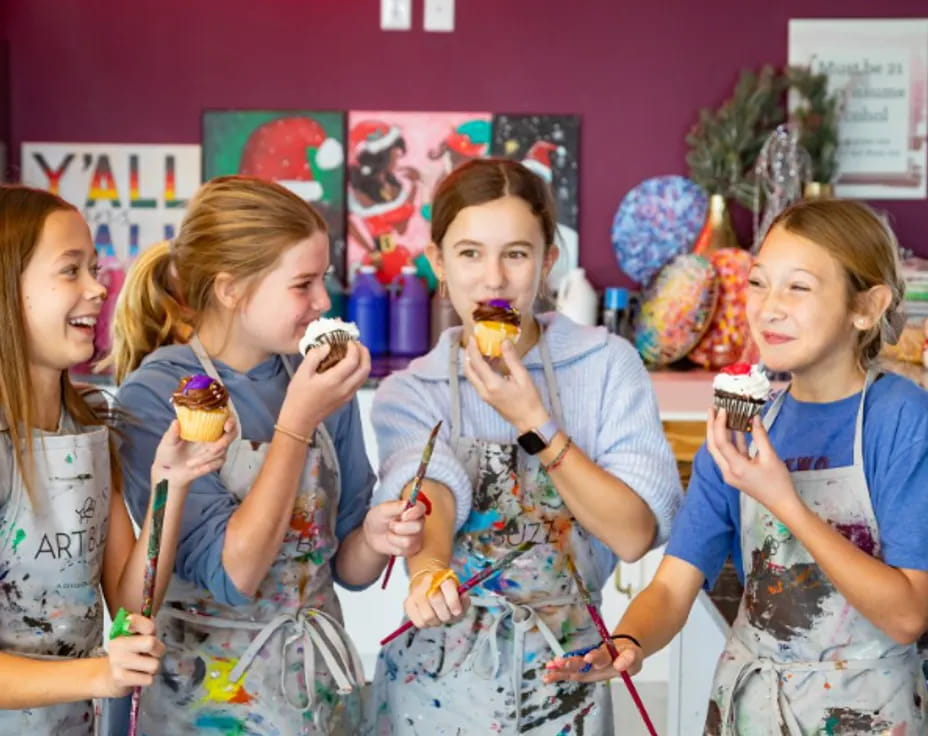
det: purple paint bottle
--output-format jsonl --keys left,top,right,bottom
{"left": 389, "top": 265, "right": 430, "bottom": 357}
{"left": 348, "top": 265, "right": 388, "bottom": 357}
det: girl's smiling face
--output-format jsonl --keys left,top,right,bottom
{"left": 20, "top": 209, "right": 106, "bottom": 378}
{"left": 747, "top": 224, "right": 862, "bottom": 378}
{"left": 429, "top": 195, "right": 557, "bottom": 331}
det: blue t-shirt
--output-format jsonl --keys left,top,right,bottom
{"left": 666, "top": 373, "right": 928, "bottom": 587}
{"left": 116, "top": 344, "right": 376, "bottom": 605}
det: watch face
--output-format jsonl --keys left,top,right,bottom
{"left": 518, "top": 431, "right": 546, "bottom": 455}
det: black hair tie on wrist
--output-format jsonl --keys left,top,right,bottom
{"left": 611, "top": 633, "right": 641, "bottom": 648}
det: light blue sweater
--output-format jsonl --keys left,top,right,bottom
{"left": 371, "top": 312, "right": 683, "bottom": 589}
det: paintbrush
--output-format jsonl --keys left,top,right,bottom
{"left": 128, "top": 478, "right": 169, "bottom": 736}
{"left": 381, "top": 420, "right": 442, "bottom": 589}
{"left": 565, "top": 556, "right": 659, "bottom": 736}
{"left": 380, "top": 541, "right": 534, "bottom": 646}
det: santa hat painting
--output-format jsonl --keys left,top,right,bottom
{"left": 520, "top": 140, "right": 565, "bottom": 183}
{"left": 239, "top": 116, "right": 343, "bottom": 201}
{"left": 350, "top": 121, "right": 403, "bottom": 164}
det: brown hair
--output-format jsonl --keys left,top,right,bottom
{"left": 0, "top": 185, "right": 118, "bottom": 504}
{"left": 106, "top": 176, "right": 328, "bottom": 383}
{"left": 770, "top": 198, "right": 905, "bottom": 368}
{"left": 431, "top": 158, "right": 558, "bottom": 249}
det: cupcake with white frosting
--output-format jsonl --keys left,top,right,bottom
{"left": 299, "top": 317, "right": 361, "bottom": 372}
{"left": 712, "top": 363, "right": 771, "bottom": 431}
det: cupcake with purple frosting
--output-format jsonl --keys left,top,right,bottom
{"left": 171, "top": 374, "right": 230, "bottom": 442}
{"left": 472, "top": 299, "right": 521, "bottom": 358}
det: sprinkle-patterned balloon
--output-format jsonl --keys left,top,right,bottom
{"left": 612, "top": 176, "right": 708, "bottom": 284}
{"left": 688, "top": 248, "right": 753, "bottom": 369}
{"left": 636, "top": 254, "right": 718, "bottom": 366}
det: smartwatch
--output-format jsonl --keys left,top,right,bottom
{"left": 517, "top": 417, "right": 559, "bottom": 455}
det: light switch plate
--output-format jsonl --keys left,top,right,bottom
{"left": 381, "top": 0, "right": 412, "bottom": 30}
{"left": 424, "top": 0, "right": 454, "bottom": 32}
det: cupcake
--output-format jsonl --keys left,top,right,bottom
{"left": 712, "top": 363, "right": 771, "bottom": 432}
{"left": 472, "top": 299, "right": 521, "bottom": 358}
{"left": 171, "top": 374, "right": 230, "bottom": 442}
{"left": 299, "top": 317, "right": 361, "bottom": 372}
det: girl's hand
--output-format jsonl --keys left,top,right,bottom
{"left": 463, "top": 337, "right": 549, "bottom": 433}
{"left": 280, "top": 341, "right": 371, "bottom": 435}
{"left": 705, "top": 409, "right": 798, "bottom": 516}
{"left": 404, "top": 569, "right": 469, "bottom": 629}
{"left": 543, "top": 640, "right": 642, "bottom": 684}
{"left": 362, "top": 500, "right": 427, "bottom": 557}
{"left": 152, "top": 418, "right": 235, "bottom": 487}
{"left": 98, "top": 613, "right": 165, "bottom": 697}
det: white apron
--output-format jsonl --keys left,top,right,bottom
{"left": 705, "top": 372, "right": 928, "bottom": 734}
{"left": 138, "top": 339, "right": 365, "bottom": 736}
{"left": 0, "top": 408, "right": 111, "bottom": 735}
{"left": 368, "top": 331, "right": 613, "bottom": 734}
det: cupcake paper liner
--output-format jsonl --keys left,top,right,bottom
{"left": 474, "top": 321, "right": 520, "bottom": 358}
{"left": 174, "top": 405, "right": 230, "bottom": 442}
{"left": 713, "top": 390, "right": 765, "bottom": 432}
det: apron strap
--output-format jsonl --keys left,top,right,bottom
{"left": 448, "top": 321, "right": 564, "bottom": 447}
{"left": 188, "top": 335, "right": 243, "bottom": 441}
{"left": 466, "top": 593, "right": 573, "bottom": 731}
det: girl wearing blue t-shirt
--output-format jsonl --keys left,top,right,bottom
{"left": 547, "top": 199, "right": 928, "bottom": 734}
{"left": 109, "top": 176, "right": 426, "bottom": 735}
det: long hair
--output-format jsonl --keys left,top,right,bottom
{"left": 0, "top": 185, "right": 119, "bottom": 504}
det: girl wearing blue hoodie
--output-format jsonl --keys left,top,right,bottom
{"left": 110, "top": 176, "right": 426, "bottom": 735}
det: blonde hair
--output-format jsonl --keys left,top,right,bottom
{"left": 770, "top": 198, "right": 905, "bottom": 368}
{"left": 106, "top": 176, "right": 328, "bottom": 383}
{"left": 0, "top": 186, "right": 120, "bottom": 504}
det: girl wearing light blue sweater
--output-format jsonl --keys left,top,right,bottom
{"left": 367, "top": 159, "right": 682, "bottom": 735}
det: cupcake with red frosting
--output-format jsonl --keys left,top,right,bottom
{"left": 712, "top": 363, "right": 770, "bottom": 431}
{"left": 171, "top": 374, "right": 230, "bottom": 442}
{"left": 472, "top": 299, "right": 521, "bottom": 358}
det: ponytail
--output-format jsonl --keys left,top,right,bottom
{"left": 101, "top": 241, "right": 193, "bottom": 384}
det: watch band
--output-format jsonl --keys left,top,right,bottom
{"left": 535, "top": 417, "right": 559, "bottom": 447}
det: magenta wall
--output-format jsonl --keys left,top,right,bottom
{"left": 4, "top": 0, "right": 927, "bottom": 287}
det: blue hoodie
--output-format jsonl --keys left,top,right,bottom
{"left": 116, "top": 345, "right": 376, "bottom": 605}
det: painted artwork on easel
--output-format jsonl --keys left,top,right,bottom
{"left": 491, "top": 114, "right": 580, "bottom": 291}
{"left": 346, "top": 111, "right": 492, "bottom": 285}
{"left": 202, "top": 110, "right": 348, "bottom": 281}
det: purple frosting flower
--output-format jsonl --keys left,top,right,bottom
{"left": 184, "top": 374, "right": 215, "bottom": 392}
{"left": 487, "top": 299, "right": 512, "bottom": 309}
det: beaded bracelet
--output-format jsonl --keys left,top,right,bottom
{"left": 274, "top": 423, "right": 313, "bottom": 446}
{"left": 541, "top": 436, "right": 573, "bottom": 473}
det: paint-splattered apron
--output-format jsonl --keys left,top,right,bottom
{"left": 369, "top": 332, "right": 613, "bottom": 735}
{"left": 0, "top": 410, "right": 111, "bottom": 735}
{"left": 706, "top": 372, "right": 928, "bottom": 735}
{"left": 138, "top": 338, "right": 365, "bottom": 736}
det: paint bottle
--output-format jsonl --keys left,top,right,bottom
{"left": 602, "top": 287, "right": 632, "bottom": 340}
{"left": 389, "top": 265, "right": 430, "bottom": 356}
{"left": 348, "top": 265, "right": 388, "bottom": 357}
